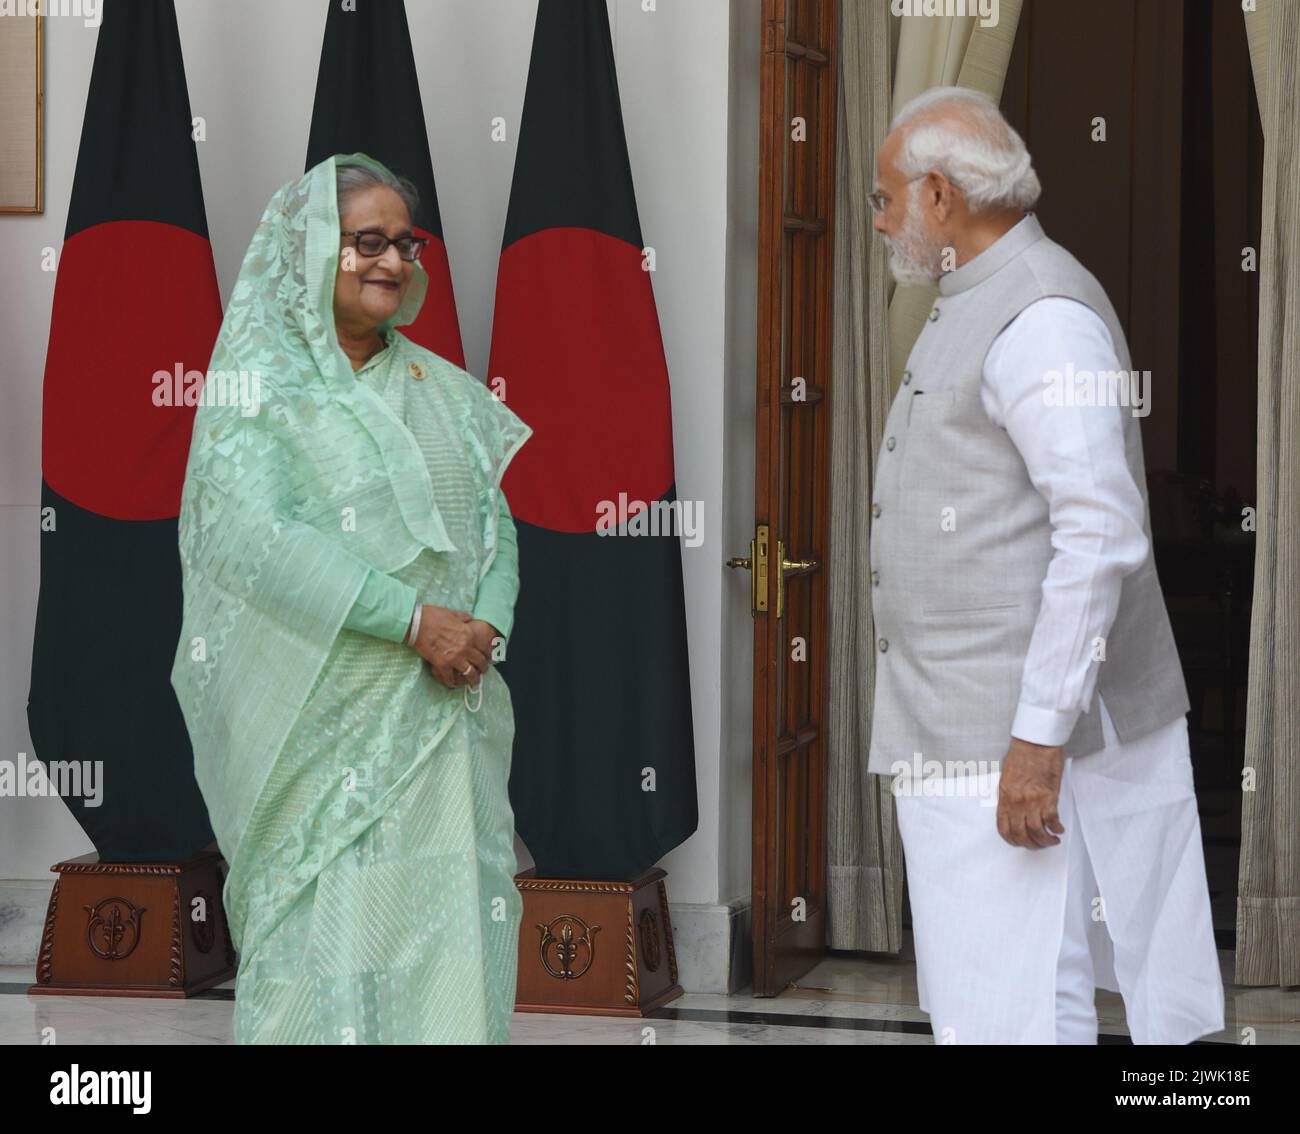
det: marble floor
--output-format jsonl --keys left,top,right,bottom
{"left": 1, "top": 939, "right": 1290, "bottom": 1045}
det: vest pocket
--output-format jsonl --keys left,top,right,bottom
{"left": 900, "top": 388, "right": 959, "bottom": 486}
{"left": 905, "top": 387, "right": 958, "bottom": 417}
{"left": 921, "top": 600, "right": 1021, "bottom": 618}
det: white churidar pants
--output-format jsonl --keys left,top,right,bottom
{"left": 895, "top": 698, "right": 1226, "bottom": 1044}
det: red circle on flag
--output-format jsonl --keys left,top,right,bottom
{"left": 42, "top": 221, "right": 222, "bottom": 520}
{"left": 492, "top": 227, "right": 676, "bottom": 534}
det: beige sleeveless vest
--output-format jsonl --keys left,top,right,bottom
{"left": 867, "top": 213, "right": 1189, "bottom": 778}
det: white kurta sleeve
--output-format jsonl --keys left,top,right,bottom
{"left": 980, "top": 296, "right": 1151, "bottom": 747}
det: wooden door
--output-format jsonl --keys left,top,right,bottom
{"left": 730, "top": 0, "right": 838, "bottom": 997}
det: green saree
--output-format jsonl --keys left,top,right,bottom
{"left": 170, "top": 153, "right": 532, "bottom": 1043}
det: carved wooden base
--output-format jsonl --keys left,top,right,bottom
{"left": 514, "top": 866, "right": 683, "bottom": 1016}
{"left": 27, "top": 849, "right": 237, "bottom": 998}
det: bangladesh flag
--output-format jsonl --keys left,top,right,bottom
{"left": 493, "top": 0, "right": 697, "bottom": 880}
{"left": 306, "top": 0, "right": 464, "bottom": 366}
{"left": 27, "top": 0, "right": 222, "bottom": 862}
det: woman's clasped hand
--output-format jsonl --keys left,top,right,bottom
{"left": 410, "top": 605, "right": 500, "bottom": 688}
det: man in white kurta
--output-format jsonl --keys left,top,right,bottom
{"left": 895, "top": 297, "right": 1225, "bottom": 1044}
{"left": 868, "top": 88, "right": 1225, "bottom": 1044}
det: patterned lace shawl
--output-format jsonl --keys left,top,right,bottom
{"left": 171, "top": 152, "right": 485, "bottom": 860}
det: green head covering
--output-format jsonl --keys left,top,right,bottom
{"left": 234, "top": 150, "right": 429, "bottom": 394}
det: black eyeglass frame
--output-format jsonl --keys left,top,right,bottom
{"left": 340, "top": 228, "right": 429, "bottom": 262}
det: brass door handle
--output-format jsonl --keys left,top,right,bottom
{"left": 775, "top": 543, "right": 820, "bottom": 619}
{"left": 726, "top": 525, "right": 770, "bottom": 613}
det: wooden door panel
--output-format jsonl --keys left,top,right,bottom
{"left": 745, "top": 0, "right": 836, "bottom": 996}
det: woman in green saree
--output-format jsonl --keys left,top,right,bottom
{"left": 171, "top": 153, "right": 531, "bottom": 1044}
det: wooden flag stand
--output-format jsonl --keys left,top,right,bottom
{"left": 27, "top": 848, "right": 236, "bottom": 998}
{"left": 513, "top": 866, "right": 683, "bottom": 1016}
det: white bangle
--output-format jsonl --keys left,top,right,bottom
{"left": 404, "top": 603, "right": 422, "bottom": 647}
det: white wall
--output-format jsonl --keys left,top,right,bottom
{"left": 0, "top": 0, "right": 758, "bottom": 928}
{"left": 720, "top": 0, "right": 760, "bottom": 910}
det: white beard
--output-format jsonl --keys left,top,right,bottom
{"left": 882, "top": 187, "right": 943, "bottom": 286}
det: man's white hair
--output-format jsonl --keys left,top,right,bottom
{"left": 888, "top": 86, "right": 1040, "bottom": 211}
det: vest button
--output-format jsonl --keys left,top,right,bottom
{"left": 902, "top": 370, "right": 912, "bottom": 385}
{"left": 886, "top": 436, "right": 895, "bottom": 451}
{"left": 878, "top": 637, "right": 889, "bottom": 652}
{"left": 928, "top": 307, "right": 940, "bottom": 322}
{"left": 871, "top": 502, "right": 881, "bottom": 518}
{"left": 871, "top": 570, "right": 880, "bottom": 586}
{"left": 408, "top": 361, "right": 426, "bottom": 380}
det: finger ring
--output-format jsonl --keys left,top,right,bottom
{"left": 461, "top": 664, "right": 473, "bottom": 676}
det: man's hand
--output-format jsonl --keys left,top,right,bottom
{"left": 996, "top": 736, "right": 1066, "bottom": 849}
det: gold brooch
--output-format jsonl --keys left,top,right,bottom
{"left": 408, "top": 361, "right": 426, "bottom": 380}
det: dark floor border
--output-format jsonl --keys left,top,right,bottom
{"left": 646, "top": 1006, "right": 1232, "bottom": 1044}
{"left": 0, "top": 983, "right": 236, "bottom": 1000}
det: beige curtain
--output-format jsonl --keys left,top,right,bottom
{"left": 826, "top": 2, "right": 1025, "bottom": 952}
{"left": 826, "top": 0, "right": 899, "bottom": 952}
{"left": 1238, "top": 0, "right": 1300, "bottom": 988}
{"left": 887, "top": 2, "right": 1025, "bottom": 388}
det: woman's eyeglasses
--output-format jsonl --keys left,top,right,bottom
{"left": 341, "top": 229, "right": 428, "bottom": 262}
